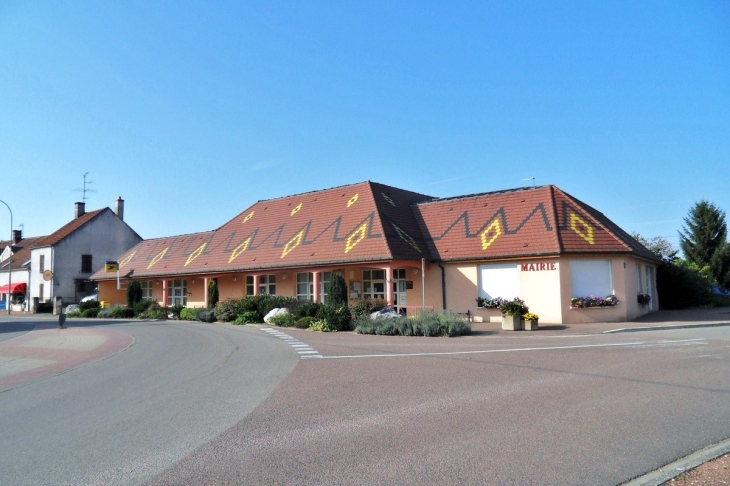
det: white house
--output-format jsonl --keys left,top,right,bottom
{"left": 23, "top": 198, "right": 142, "bottom": 309}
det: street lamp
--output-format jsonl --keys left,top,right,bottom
{"left": 0, "top": 199, "right": 12, "bottom": 315}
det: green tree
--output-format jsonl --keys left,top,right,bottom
{"left": 327, "top": 271, "right": 348, "bottom": 306}
{"left": 679, "top": 200, "right": 729, "bottom": 285}
{"left": 631, "top": 233, "right": 678, "bottom": 262}
{"left": 208, "top": 278, "right": 219, "bottom": 309}
{"left": 126, "top": 279, "right": 142, "bottom": 307}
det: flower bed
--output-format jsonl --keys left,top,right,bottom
{"left": 570, "top": 295, "right": 619, "bottom": 309}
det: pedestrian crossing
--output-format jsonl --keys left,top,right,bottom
{"left": 261, "top": 328, "right": 322, "bottom": 359}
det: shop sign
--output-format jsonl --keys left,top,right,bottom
{"left": 521, "top": 262, "right": 557, "bottom": 272}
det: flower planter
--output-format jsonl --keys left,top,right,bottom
{"left": 524, "top": 319, "right": 538, "bottom": 331}
{"left": 501, "top": 314, "right": 523, "bottom": 331}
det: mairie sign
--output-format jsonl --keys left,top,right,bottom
{"left": 521, "top": 262, "right": 557, "bottom": 272}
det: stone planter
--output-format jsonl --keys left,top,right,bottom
{"left": 524, "top": 319, "right": 538, "bottom": 331}
{"left": 501, "top": 314, "right": 523, "bottom": 331}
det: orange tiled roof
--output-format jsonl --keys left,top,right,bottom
{"left": 0, "top": 236, "right": 46, "bottom": 271}
{"left": 414, "top": 185, "right": 659, "bottom": 262}
{"left": 92, "top": 182, "right": 435, "bottom": 280}
{"left": 91, "top": 182, "right": 659, "bottom": 280}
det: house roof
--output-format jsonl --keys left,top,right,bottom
{"left": 0, "top": 236, "right": 46, "bottom": 271}
{"left": 91, "top": 182, "right": 658, "bottom": 281}
{"left": 413, "top": 185, "right": 660, "bottom": 262}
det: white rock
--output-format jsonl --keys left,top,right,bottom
{"left": 370, "top": 308, "right": 400, "bottom": 320}
{"left": 264, "top": 307, "right": 289, "bottom": 323}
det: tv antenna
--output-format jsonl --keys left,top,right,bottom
{"left": 521, "top": 177, "right": 536, "bottom": 187}
{"left": 73, "top": 172, "right": 96, "bottom": 203}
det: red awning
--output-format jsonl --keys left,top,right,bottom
{"left": 0, "top": 283, "right": 27, "bottom": 294}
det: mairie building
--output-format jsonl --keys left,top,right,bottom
{"left": 91, "top": 182, "right": 661, "bottom": 324}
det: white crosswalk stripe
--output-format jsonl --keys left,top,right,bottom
{"left": 261, "top": 328, "right": 322, "bottom": 358}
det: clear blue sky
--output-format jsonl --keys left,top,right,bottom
{"left": 1, "top": 1, "right": 728, "bottom": 252}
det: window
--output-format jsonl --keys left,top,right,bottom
{"left": 320, "top": 272, "right": 332, "bottom": 304}
{"left": 297, "top": 272, "right": 314, "bottom": 301}
{"left": 259, "top": 274, "right": 276, "bottom": 295}
{"left": 363, "top": 270, "right": 386, "bottom": 299}
{"left": 167, "top": 279, "right": 187, "bottom": 307}
{"left": 141, "top": 281, "right": 153, "bottom": 301}
{"left": 38, "top": 283, "right": 44, "bottom": 301}
{"left": 39, "top": 255, "right": 44, "bottom": 273}
{"left": 479, "top": 263, "right": 519, "bottom": 300}
{"left": 246, "top": 276, "right": 255, "bottom": 296}
{"left": 81, "top": 254, "right": 93, "bottom": 273}
{"left": 570, "top": 260, "right": 612, "bottom": 297}
{"left": 636, "top": 263, "right": 642, "bottom": 293}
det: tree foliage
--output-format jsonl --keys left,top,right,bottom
{"left": 327, "top": 271, "right": 348, "bottom": 306}
{"left": 679, "top": 200, "right": 729, "bottom": 285}
{"left": 631, "top": 233, "right": 678, "bottom": 262}
{"left": 208, "top": 278, "right": 219, "bottom": 309}
{"left": 126, "top": 279, "right": 142, "bottom": 307}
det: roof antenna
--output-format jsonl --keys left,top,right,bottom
{"left": 521, "top": 177, "right": 536, "bottom": 187}
{"left": 83, "top": 172, "right": 92, "bottom": 203}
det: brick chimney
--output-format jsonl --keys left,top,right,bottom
{"left": 12, "top": 229, "right": 22, "bottom": 244}
{"left": 75, "top": 202, "right": 85, "bottom": 219}
{"left": 115, "top": 197, "right": 124, "bottom": 221}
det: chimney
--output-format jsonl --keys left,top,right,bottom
{"left": 115, "top": 197, "right": 124, "bottom": 221}
{"left": 12, "top": 230, "right": 22, "bottom": 244}
{"left": 75, "top": 202, "right": 85, "bottom": 219}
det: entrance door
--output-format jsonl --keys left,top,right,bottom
{"left": 392, "top": 268, "right": 407, "bottom": 314}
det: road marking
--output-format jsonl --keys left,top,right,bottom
{"left": 317, "top": 338, "right": 707, "bottom": 360}
{"left": 261, "top": 328, "right": 322, "bottom": 359}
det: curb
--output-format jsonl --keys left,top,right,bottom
{"left": 604, "top": 322, "right": 730, "bottom": 334}
{"left": 622, "top": 438, "right": 730, "bottom": 485}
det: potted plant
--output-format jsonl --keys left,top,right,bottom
{"left": 637, "top": 293, "right": 651, "bottom": 306}
{"left": 498, "top": 298, "right": 528, "bottom": 331}
{"left": 523, "top": 312, "right": 539, "bottom": 331}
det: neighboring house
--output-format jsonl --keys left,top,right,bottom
{"left": 26, "top": 198, "right": 142, "bottom": 308}
{"left": 92, "top": 182, "right": 661, "bottom": 324}
{"left": 0, "top": 231, "right": 46, "bottom": 311}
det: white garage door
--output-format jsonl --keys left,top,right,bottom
{"left": 479, "top": 263, "right": 519, "bottom": 300}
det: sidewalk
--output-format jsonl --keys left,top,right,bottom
{"left": 470, "top": 307, "right": 730, "bottom": 337}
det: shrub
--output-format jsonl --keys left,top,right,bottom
{"left": 214, "top": 298, "right": 244, "bottom": 322}
{"left": 66, "top": 311, "right": 81, "bottom": 317}
{"left": 310, "top": 319, "right": 337, "bottom": 332}
{"left": 295, "top": 316, "right": 316, "bottom": 329}
{"left": 81, "top": 308, "right": 100, "bottom": 318}
{"left": 110, "top": 307, "right": 135, "bottom": 319}
{"left": 97, "top": 309, "right": 113, "bottom": 318}
{"left": 349, "top": 298, "right": 388, "bottom": 319}
{"left": 169, "top": 304, "right": 184, "bottom": 320}
{"left": 256, "top": 295, "right": 297, "bottom": 319}
{"left": 126, "top": 279, "right": 142, "bottom": 308}
{"left": 79, "top": 300, "right": 101, "bottom": 312}
{"left": 138, "top": 301, "right": 167, "bottom": 320}
{"left": 327, "top": 272, "right": 348, "bottom": 306}
{"left": 180, "top": 308, "right": 198, "bottom": 321}
{"left": 320, "top": 304, "right": 352, "bottom": 331}
{"left": 290, "top": 300, "right": 324, "bottom": 320}
{"left": 133, "top": 300, "right": 153, "bottom": 317}
{"left": 237, "top": 310, "right": 261, "bottom": 324}
{"left": 354, "top": 310, "right": 471, "bottom": 337}
{"left": 196, "top": 309, "right": 216, "bottom": 323}
{"left": 269, "top": 313, "right": 297, "bottom": 327}
{"left": 657, "top": 261, "right": 712, "bottom": 309}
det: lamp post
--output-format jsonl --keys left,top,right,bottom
{"left": 0, "top": 199, "right": 12, "bottom": 315}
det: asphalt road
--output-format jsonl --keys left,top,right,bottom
{"left": 151, "top": 325, "right": 730, "bottom": 486}
{"left": 1, "top": 319, "right": 729, "bottom": 485}
{"left": 0, "top": 320, "right": 298, "bottom": 485}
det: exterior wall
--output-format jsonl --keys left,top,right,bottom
{"left": 49, "top": 211, "right": 142, "bottom": 304}
{"left": 442, "top": 259, "right": 563, "bottom": 324}
{"left": 29, "top": 247, "right": 53, "bottom": 302}
{"left": 98, "top": 280, "right": 125, "bottom": 305}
